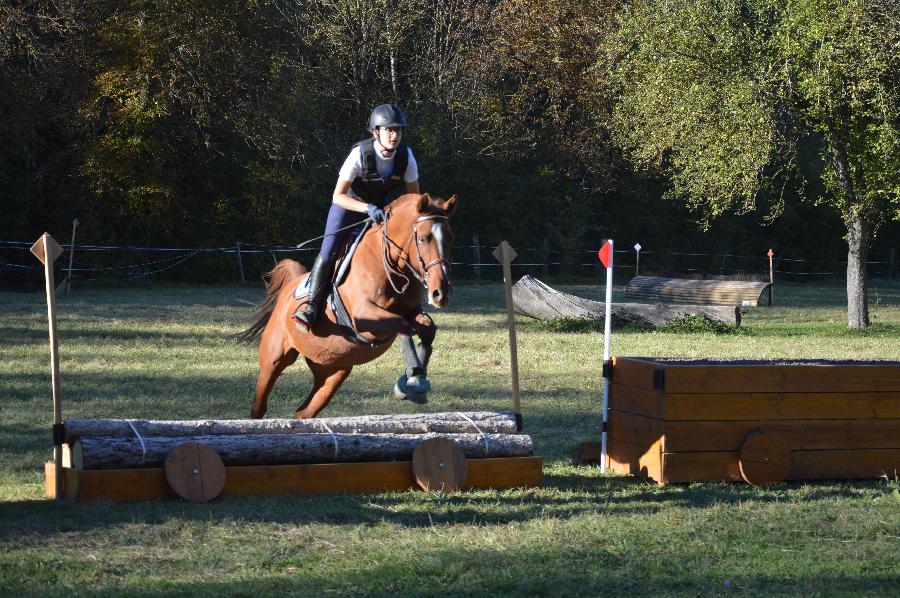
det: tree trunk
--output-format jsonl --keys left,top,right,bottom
{"left": 63, "top": 411, "right": 518, "bottom": 443}
{"left": 66, "top": 432, "right": 534, "bottom": 470}
{"left": 846, "top": 204, "right": 870, "bottom": 329}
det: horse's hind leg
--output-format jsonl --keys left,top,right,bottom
{"left": 295, "top": 359, "right": 352, "bottom": 419}
{"left": 251, "top": 327, "right": 299, "bottom": 419}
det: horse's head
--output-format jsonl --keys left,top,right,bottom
{"left": 384, "top": 193, "right": 457, "bottom": 308}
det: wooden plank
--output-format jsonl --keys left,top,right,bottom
{"left": 608, "top": 410, "right": 665, "bottom": 448}
{"left": 662, "top": 363, "right": 900, "bottom": 393}
{"left": 607, "top": 437, "right": 663, "bottom": 483}
{"left": 608, "top": 384, "right": 666, "bottom": 418}
{"left": 663, "top": 419, "right": 900, "bottom": 452}
{"left": 789, "top": 449, "right": 900, "bottom": 479}
{"left": 662, "top": 391, "right": 900, "bottom": 421}
{"left": 610, "top": 357, "right": 662, "bottom": 391}
{"left": 44, "top": 457, "right": 543, "bottom": 502}
{"left": 660, "top": 449, "right": 900, "bottom": 483}
{"left": 661, "top": 452, "right": 742, "bottom": 484}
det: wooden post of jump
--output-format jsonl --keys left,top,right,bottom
{"left": 634, "top": 242, "right": 642, "bottom": 276}
{"left": 473, "top": 233, "right": 481, "bottom": 281}
{"left": 61, "top": 219, "right": 78, "bottom": 295}
{"left": 767, "top": 249, "right": 774, "bottom": 306}
{"left": 235, "top": 241, "right": 246, "bottom": 283}
{"left": 493, "top": 241, "right": 523, "bottom": 431}
{"left": 30, "top": 233, "right": 65, "bottom": 500}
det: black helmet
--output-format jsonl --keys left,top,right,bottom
{"left": 369, "top": 104, "right": 408, "bottom": 130}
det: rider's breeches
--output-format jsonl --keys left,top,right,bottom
{"left": 319, "top": 203, "right": 368, "bottom": 261}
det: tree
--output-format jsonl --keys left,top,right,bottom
{"left": 603, "top": 0, "right": 900, "bottom": 328}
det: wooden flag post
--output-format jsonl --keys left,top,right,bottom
{"left": 767, "top": 248, "right": 775, "bottom": 306}
{"left": 493, "top": 241, "right": 523, "bottom": 431}
{"left": 62, "top": 219, "right": 79, "bottom": 295}
{"left": 633, "top": 242, "right": 641, "bottom": 276}
{"left": 31, "top": 233, "right": 65, "bottom": 499}
{"left": 598, "top": 240, "right": 614, "bottom": 473}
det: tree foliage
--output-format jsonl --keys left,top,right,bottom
{"left": 603, "top": 0, "right": 900, "bottom": 327}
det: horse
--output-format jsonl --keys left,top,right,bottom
{"left": 238, "top": 193, "right": 457, "bottom": 419}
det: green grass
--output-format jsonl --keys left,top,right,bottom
{"left": 2, "top": 279, "right": 899, "bottom": 596}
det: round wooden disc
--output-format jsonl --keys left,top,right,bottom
{"left": 164, "top": 442, "right": 226, "bottom": 502}
{"left": 412, "top": 438, "right": 467, "bottom": 492}
{"left": 738, "top": 431, "right": 791, "bottom": 485}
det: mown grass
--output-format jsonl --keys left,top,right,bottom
{"left": 1, "top": 279, "right": 899, "bottom": 596}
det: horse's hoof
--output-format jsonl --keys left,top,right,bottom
{"left": 394, "top": 375, "right": 429, "bottom": 404}
{"left": 405, "top": 375, "right": 432, "bottom": 393}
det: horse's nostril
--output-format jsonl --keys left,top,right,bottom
{"left": 431, "top": 289, "right": 442, "bottom": 302}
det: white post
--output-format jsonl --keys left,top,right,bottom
{"left": 600, "top": 240, "right": 614, "bottom": 473}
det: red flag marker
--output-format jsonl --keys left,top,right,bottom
{"left": 598, "top": 241, "right": 612, "bottom": 269}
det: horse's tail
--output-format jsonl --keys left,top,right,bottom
{"left": 234, "top": 259, "right": 307, "bottom": 343}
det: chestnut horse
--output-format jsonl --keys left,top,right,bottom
{"left": 239, "top": 193, "right": 457, "bottom": 418}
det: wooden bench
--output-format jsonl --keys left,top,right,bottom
{"left": 625, "top": 276, "right": 772, "bottom": 307}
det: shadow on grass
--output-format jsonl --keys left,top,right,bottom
{"left": 0, "top": 475, "right": 884, "bottom": 541}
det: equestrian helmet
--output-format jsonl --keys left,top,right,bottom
{"left": 369, "top": 104, "right": 408, "bottom": 130}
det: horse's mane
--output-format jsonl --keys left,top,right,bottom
{"left": 388, "top": 193, "right": 455, "bottom": 216}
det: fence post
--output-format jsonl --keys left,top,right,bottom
{"left": 542, "top": 238, "right": 549, "bottom": 279}
{"left": 236, "top": 241, "right": 246, "bottom": 283}
{"left": 473, "top": 233, "right": 481, "bottom": 281}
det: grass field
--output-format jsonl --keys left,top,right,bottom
{"left": 2, "top": 279, "right": 899, "bottom": 596}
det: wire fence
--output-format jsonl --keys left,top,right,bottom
{"left": 1, "top": 237, "right": 896, "bottom": 289}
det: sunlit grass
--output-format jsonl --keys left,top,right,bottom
{"left": 1, "top": 279, "right": 899, "bottom": 595}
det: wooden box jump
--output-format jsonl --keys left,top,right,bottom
{"left": 606, "top": 357, "right": 900, "bottom": 485}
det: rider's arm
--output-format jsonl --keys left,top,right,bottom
{"left": 332, "top": 178, "right": 369, "bottom": 212}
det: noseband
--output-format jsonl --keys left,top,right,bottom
{"left": 379, "top": 212, "right": 450, "bottom": 294}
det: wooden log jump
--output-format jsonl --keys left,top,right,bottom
{"left": 512, "top": 275, "right": 740, "bottom": 327}
{"left": 46, "top": 411, "right": 543, "bottom": 501}
{"left": 63, "top": 411, "right": 519, "bottom": 442}
{"left": 624, "top": 275, "right": 771, "bottom": 307}
{"left": 67, "top": 432, "right": 534, "bottom": 470}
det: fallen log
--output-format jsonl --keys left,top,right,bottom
{"left": 64, "top": 411, "right": 518, "bottom": 443}
{"left": 512, "top": 275, "right": 740, "bottom": 327}
{"left": 65, "top": 432, "right": 534, "bottom": 470}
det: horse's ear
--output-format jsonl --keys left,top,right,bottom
{"left": 417, "top": 193, "right": 431, "bottom": 212}
{"left": 443, "top": 194, "right": 458, "bottom": 216}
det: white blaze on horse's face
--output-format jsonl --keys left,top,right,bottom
{"left": 414, "top": 215, "right": 453, "bottom": 308}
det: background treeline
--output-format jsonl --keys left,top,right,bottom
{"left": 1, "top": 0, "right": 896, "bottom": 280}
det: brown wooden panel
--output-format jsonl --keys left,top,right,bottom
{"left": 659, "top": 448, "right": 900, "bottom": 483}
{"left": 610, "top": 357, "right": 663, "bottom": 391}
{"left": 45, "top": 457, "right": 543, "bottom": 502}
{"left": 607, "top": 437, "right": 663, "bottom": 483}
{"left": 608, "top": 410, "right": 665, "bottom": 448}
{"left": 663, "top": 391, "right": 900, "bottom": 421}
{"left": 662, "top": 364, "right": 900, "bottom": 393}
{"left": 661, "top": 452, "right": 742, "bottom": 484}
{"left": 789, "top": 449, "right": 900, "bottom": 480}
{"left": 608, "top": 384, "right": 666, "bottom": 419}
{"left": 663, "top": 419, "right": 900, "bottom": 452}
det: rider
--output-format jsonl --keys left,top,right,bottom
{"left": 292, "top": 103, "right": 420, "bottom": 331}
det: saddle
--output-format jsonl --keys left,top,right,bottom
{"left": 293, "top": 222, "right": 386, "bottom": 346}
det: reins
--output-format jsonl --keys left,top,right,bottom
{"left": 378, "top": 211, "right": 450, "bottom": 295}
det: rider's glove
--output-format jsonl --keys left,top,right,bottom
{"left": 367, "top": 204, "right": 385, "bottom": 223}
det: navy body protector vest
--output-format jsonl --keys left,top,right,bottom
{"left": 349, "top": 138, "right": 409, "bottom": 207}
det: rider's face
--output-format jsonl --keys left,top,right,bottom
{"left": 374, "top": 126, "right": 402, "bottom": 154}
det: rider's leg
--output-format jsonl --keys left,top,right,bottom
{"left": 292, "top": 204, "right": 364, "bottom": 331}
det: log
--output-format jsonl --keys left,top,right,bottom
{"left": 63, "top": 411, "right": 518, "bottom": 443}
{"left": 67, "top": 432, "right": 534, "bottom": 470}
{"left": 512, "top": 275, "right": 740, "bottom": 327}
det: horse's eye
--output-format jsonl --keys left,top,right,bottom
{"left": 418, "top": 236, "right": 428, "bottom": 244}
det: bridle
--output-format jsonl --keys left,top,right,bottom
{"left": 379, "top": 212, "right": 451, "bottom": 295}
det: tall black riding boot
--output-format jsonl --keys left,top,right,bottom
{"left": 292, "top": 255, "right": 335, "bottom": 332}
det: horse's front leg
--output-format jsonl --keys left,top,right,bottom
{"left": 395, "top": 312, "right": 436, "bottom": 404}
